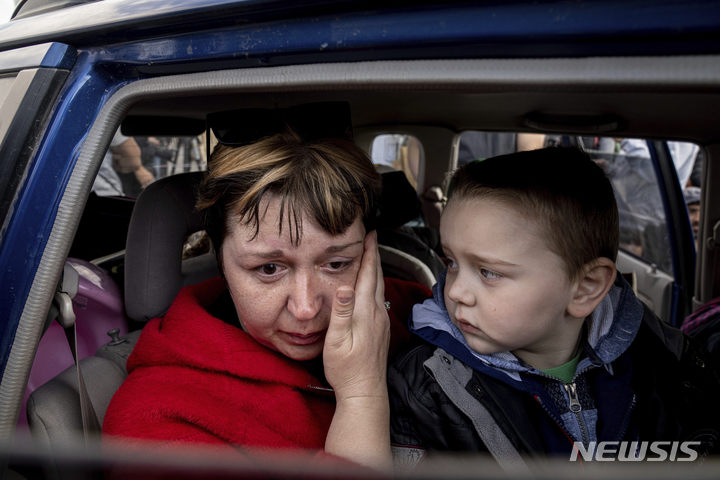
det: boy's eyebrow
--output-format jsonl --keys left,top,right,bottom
{"left": 443, "top": 243, "right": 519, "bottom": 268}
{"left": 468, "top": 253, "right": 519, "bottom": 267}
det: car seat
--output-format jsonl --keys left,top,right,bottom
{"left": 27, "top": 168, "right": 436, "bottom": 446}
{"left": 26, "top": 172, "right": 218, "bottom": 445}
{"left": 375, "top": 166, "right": 444, "bottom": 283}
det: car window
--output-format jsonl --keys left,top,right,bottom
{"left": 457, "top": 131, "right": 547, "bottom": 166}
{"left": 371, "top": 134, "right": 423, "bottom": 191}
{"left": 580, "top": 137, "right": 700, "bottom": 275}
{"left": 92, "top": 132, "right": 207, "bottom": 198}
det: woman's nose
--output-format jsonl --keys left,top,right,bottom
{"left": 287, "top": 271, "right": 321, "bottom": 320}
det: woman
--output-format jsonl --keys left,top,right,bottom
{"left": 103, "top": 130, "right": 431, "bottom": 468}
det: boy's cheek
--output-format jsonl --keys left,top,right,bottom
{"left": 443, "top": 292, "right": 455, "bottom": 314}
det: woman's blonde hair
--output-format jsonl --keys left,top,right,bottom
{"left": 196, "top": 130, "right": 380, "bottom": 259}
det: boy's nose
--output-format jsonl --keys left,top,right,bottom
{"left": 446, "top": 276, "right": 475, "bottom": 306}
{"left": 287, "top": 272, "right": 321, "bottom": 321}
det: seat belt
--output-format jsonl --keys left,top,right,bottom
{"left": 52, "top": 263, "right": 101, "bottom": 443}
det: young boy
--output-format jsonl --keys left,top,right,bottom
{"left": 389, "top": 147, "right": 720, "bottom": 468}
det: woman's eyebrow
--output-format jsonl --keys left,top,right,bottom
{"left": 325, "top": 240, "right": 363, "bottom": 254}
{"left": 243, "top": 241, "right": 362, "bottom": 259}
{"left": 246, "top": 249, "right": 284, "bottom": 259}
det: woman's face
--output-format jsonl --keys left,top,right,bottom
{"left": 221, "top": 193, "right": 366, "bottom": 361}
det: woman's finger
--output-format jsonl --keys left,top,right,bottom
{"left": 326, "top": 286, "right": 355, "bottom": 347}
{"left": 374, "top": 237, "right": 386, "bottom": 310}
{"left": 354, "top": 231, "right": 379, "bottom": 309}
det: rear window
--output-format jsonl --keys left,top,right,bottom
{"left": 371, "top": 133, "right": 423, "bottom": 191}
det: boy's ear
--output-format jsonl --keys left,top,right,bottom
{"left": 567, "top": 258, "right": 617, "bottom": 319}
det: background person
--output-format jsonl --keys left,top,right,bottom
{"left": 684, "top": 186, "right": 701, "bottom": 246}
{"left": 457, "top": 132, "right": 546, "bottom": 166}
{"left": 92, "top": 130, "right": 155, "bottom": 197}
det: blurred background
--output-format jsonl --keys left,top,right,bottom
{"left": 0, "top": 0, "right": 13, "bottom": 22}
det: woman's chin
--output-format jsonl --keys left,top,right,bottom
{"left": 280, "top": 343, "right": 324, "bottom": 362}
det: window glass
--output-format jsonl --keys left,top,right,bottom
{"left": 93, "top": 132, "right": 207, "bottom": 198}
{"left": 580, "top": 137, "right": 672, "bottom": 272}
{"left": 581, "top": 137, "right": 701, "bottom": 274}
{"left": 371, "top": 134, "right": 423, "bottom": 190}
{"left": 457, "top": 131, "right": 546, "bottom": 166}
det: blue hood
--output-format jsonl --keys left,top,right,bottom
{"left": 410, "top": 270, "right": 645, "bottom": 386}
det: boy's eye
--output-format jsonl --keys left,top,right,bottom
{"left": 443, "top": 257, "right": 458, "bottom": 270}
{"left": 480, "top": 268, "right": 502, "bottom": 280}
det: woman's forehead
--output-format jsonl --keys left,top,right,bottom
{"left": 228, "top": 196, "right": 365, "bottom": 252}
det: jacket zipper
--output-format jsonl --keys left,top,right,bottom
{"left": 564, "top": 382, "right": 589, "bottom": 445}
{"left": 533, "top": 395, "right": 576, "bottom": 447}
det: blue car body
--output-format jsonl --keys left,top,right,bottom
{"left": 1, "top": 0, "right": 720, "bottom": 461}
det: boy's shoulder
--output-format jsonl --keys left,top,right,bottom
{"left": 389, "top": 335, "right": 437, "bottom": 374}
{"left": 632, "top": 303, "right": 692, "bottom": 360}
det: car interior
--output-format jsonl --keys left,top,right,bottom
{"left": 9, "top": 54, "right": 720, "bottom": 458}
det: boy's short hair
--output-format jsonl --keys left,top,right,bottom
{"left": 196, "top": 129, "right": 380, "bottom": 262}
{"left": 447, "top": 146, "right": 618, "bottom": 279}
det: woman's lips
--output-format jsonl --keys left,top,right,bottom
{"left": 283, "top": 331, "right": 324, "bottom": 345}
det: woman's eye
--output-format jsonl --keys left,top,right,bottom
{"left": 326, "top": 260, "right": 351, "bottom": 271}
{"left": 257, "top": 263, "right": 280, "bottom": 275}
{"left": 480, "top": 268, "right": 502, "bottom": 280}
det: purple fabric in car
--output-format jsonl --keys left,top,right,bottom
{"left": 19, "top": 258, "right": 128, "bottom": 433}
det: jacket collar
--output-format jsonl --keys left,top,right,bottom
{"left": 410, "top": 270, "right": 644, "bottom": 385}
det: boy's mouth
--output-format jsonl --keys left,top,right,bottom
{"left": 455, "top": 318, "right": 482, "bottom": 336}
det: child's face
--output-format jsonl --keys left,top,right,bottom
{"left": 440, "top": 197, "right": 583, "bottom": 368}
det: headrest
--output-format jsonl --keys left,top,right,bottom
{"left": 124, "top": 171, "right": 217, "bottom": 322}
{"left": 376, "top": 168, "right": 421, "bottom": 229}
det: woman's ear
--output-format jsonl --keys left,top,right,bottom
{"left": 567, "top": 258, "right": 617, "bottom": 319}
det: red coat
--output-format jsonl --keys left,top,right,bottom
{"left": 103, "top": 276, "right": 430, "bottom": 449}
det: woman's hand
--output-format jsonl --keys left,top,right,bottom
{"left": 323, "top": 230, "right": 392, "bottom": 469}
{"left": 324, "top": 229, "right": 390, "bottom": 399}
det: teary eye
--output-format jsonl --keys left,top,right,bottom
{"left": 260, "top": 263, "right": 278, "bottom": 275}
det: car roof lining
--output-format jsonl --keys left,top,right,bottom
{"left": 127, "top": 90, "right": 720, "bottom": 143}
{"left": 4, "top": 54, "right": 720, "bottom": 434}
{"left": 121, "top": 55, "right": 720, "bottom": 144}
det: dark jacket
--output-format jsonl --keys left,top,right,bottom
{"left": 389, "top": 273, "right": 720, "bottom": 466}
